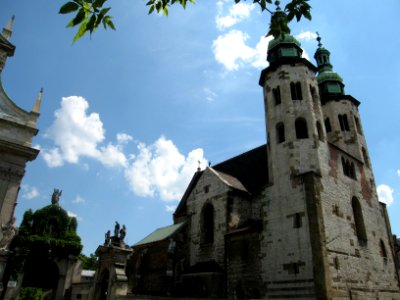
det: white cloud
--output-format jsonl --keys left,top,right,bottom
{"left": 296, "top": 31, "right": 317, "bottom": 42}
{"left": 72, "top": 195, "right": 86, "bottom": 204}
{"left": 397, "top": 169, "right": 400, "bottom": 177}
{"left": 98, "top": 143, "right": 128, "bottom": 168}
{"left": 216, "top": 2, "right": 254, "bottom": 31}
{"left": 67, "top": 210, "right": 82, "bottom": 221}
{"left": 21, "top": 185, "right": 39, "bottom": 200}
{"left": 165, "top": 205, "right": 177, "bottom": 213}
{"left": 204, "top": 88, "right": 217, "bottom": 102}
{"left": 41, "top": 96, "right": 127, "bottom": 168}
{"left": 124, "top": 136, "right": 207, "bottom": 201}
{"left": 42, "top": 96, "right": 208, "bottom": 203}
{"left": 41, "top": 148, "right": 64, "bottom": 167}
{"left": 213, "top": 30, "right": 271, "bottom": 71}
{"left": 117, "top": 133, "right": 133, "bottom": 144}
{"left": 251, "top": 35, "right": 273, "bottom": 69}
{"left": 377, "top": 184, "right": 394, "bottom": 206}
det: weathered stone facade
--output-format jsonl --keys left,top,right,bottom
{"left": 125, "top": 18, "right": 400, "bottom": 300}
{"left": 0, "top": 17, "right": 41, "bottom": 295}
{"left": 0, "top": 18, "right": 40, "bottom": 230}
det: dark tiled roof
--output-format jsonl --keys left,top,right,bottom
{"left": 212, "top": 144, "right": 269, "bottom": 194}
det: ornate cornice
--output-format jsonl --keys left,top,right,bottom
{"left": 0, "top": 139, "right": 39, "bottom": 161}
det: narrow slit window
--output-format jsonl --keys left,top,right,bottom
{"left": 276, "top": 122, "right": 285, "bottom": 144}
{"left": 354, "top": 116, "right": 363, "bottom": 134}
{"left": 273, "top": 87, "right": 281, "bottom": 105}
{"left": 325, "top": 118, "right": 332, "bottom": 133}
{"left": 362, "top": 147, "right": 370, "bottom": 168}
{"left": 352, "top": 197, "right": 367, "bottom": 245}
{"left": 316, "top": 121, "right": 324, "bottom": 141}
{"left": 293, "top": 213, "right": 302, "bottom": 228}
{"left": 380, "top": 239, "right": 387, "bottom": 261}
{"left": 201, "top": 203, "right": 214, "bottom": 244}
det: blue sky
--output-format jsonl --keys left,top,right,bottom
{"left": 1, "top": 0, "right": 399, "bottom": 255}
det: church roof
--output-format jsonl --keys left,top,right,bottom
{"left": 133, "top": 222, "right": 185, "bottom": 247}
{"left": 212, "top": 144, "right": 269, "bottom": 194}
{"left": 209, "top": 167, "right": 248, "bottom": 193}
{"left": 174, "top": 145, "right": 268, "bottom": 218}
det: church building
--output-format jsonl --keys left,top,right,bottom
{"left": 125, "top": 4, "right": 400, "bottom": 300}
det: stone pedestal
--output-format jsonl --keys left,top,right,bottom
{"left": 92, "top": 245, "right": 132, "bottom": 300}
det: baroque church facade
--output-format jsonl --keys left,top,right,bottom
{"left": 124, "top": 7, "right": 400, "bottom": 300}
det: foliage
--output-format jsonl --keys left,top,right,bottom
{"left": 59, "top": 0, "right": 115, "bottom": 43}
{"left": 19, "top": 287, "right": 42, "bottom": 300}
{"left": 79, "top": 253, "right": 98, "bottom": 270}
{"left": 59, "top": 0, "right": 311, "bottom": 42}
{"left": 5, "top": 204, "right": 83, "bottom": 279}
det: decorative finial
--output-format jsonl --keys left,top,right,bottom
{"left": 316, "top": 32, "right": 322, "bottom": 47}
{"left": 197, "top": 160, "right": 201, "bottom": 172}
{"left": 2, "top": 15, "right": 15, "bottom": 40}
{"left": 275, "top": 0, "right": 281, "bottom": 10}
{"left": 32, "top": 87, "right": 43, "bottom": 114}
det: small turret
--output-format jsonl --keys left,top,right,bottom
{"left": 0, "top": 16, "right": 16, "bottom": 72}
{"left": 314, "top": 33, "right": 345, "bottom": 97}
{"left": 1, "top": 15, "right": 15, "bottom": 40}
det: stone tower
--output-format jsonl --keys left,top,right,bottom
{"left": 258, "top": 6, "right": 400, "bottom": 299}
{"left": 0, "top": 17, "right": 40, "bottom": 235}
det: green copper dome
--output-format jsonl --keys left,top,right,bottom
{"left": 314, "top": 33, "right": 344, "bottom": 96}
{"left": 268, "top": 34, "right": 301, "bottom": 51}
{"left": 317, "top": 70, "right": 343, "bottom": 84}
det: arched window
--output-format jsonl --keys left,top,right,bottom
{"left": 201, "top": 203, "right": 214, "bottom": 244}
{"left": 352, "top": 197, "right": 367, "bottom": 244}
{"left": 295, "top": 118, "right": 308, "bottom": 139}
{"left": 290, "top": 82, "right": 303, "bottom": 100}
{"left": 316, "top": 121, "right": 324, "bottom": 141}
{"left": 341, "top": 157, "right": 356, "bottom": 179}
{"left": 338, "top": 114, "right": 350, "bottom": 131}
{"left": 273, "top": 86, "right": 281, "bottom": 105}
{"left": 324, "top": 118, "right": 332, "bottom": 133}
{"left": 276, "top": 122, "right": 285, "bottom": 144}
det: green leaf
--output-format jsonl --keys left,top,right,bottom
{"left": 93, "top": 0, "right": 107, "bottom": 8}
{"left": 86, "top": 14, "right": 97, "bottom": 34}
{"left": 72, "top": 20, "right": 88, "bottom": 43}
{"left": 67, "top": 9, "right": 86, "bottom": 27}
{"left": 59, "top": 2, "right": 80, "bottom": 14}
{"left": 106, "top": 19, "right": 116, "bottom": 30}
{"left": 148, "top": 5, "right": 155, "bottom": 14}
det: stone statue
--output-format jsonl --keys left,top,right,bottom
{"left": 51, "top": 188, "right": 62, "bottom": 205}
{"left": 114, "top": 221, "right": 120, "bottom": 237}
{"left": 104, "top": 230, "right": 111, "bottom": 246}
{"left": 119, "top": 225, "right": 126, "bottom": 243}
{"left": 0, "top": 221, "right": 17, "bottom": 251}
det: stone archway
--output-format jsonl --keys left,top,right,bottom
{"left": 21, "top": 258, "right": 59, "bottom": 299}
